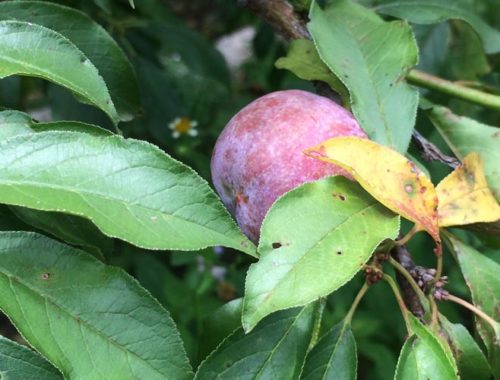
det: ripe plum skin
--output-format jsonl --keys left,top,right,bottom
{"left": 211, "top": 90, "right": 366, "bottom": 243}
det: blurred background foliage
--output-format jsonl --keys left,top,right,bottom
{"left": 0, "top": 0, "right": 499, "bottom": 378}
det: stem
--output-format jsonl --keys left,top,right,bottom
{"left": 383, "top": 274, "right": 411, "bottom": 334}
{"left": 434, "top": 249, "right": 443, "bottom": 285}
{"left": 345, "top": 282, "right": 370, "bottom": 324}
{"left": 429, "top": 295, "right": 439, "bottom": 327}
{"left": 446, "top": 294, "right": 499, "bottom": 332}
{"left": 396, "top": 225, "right": 419, "bottom": 246}
{"left": 407, "top": 69, "right": 500, "bottom": 111}
{"left": 389, "top": 256, "right": 428, "bottom": 309}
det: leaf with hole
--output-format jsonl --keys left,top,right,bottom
{"left": 308, "top": 0, "right": 419, "bottom": 153}
{"left": 195, "top": 304, "right": 316, "bottom": 380}
{"left": 446, "top": 233, "right": 500, "bottom": 378}
{"left": 0, "top": 131, "right": 256, "bottom": 255}
{"left": 374, "top": 0, "right": 500, "bottom": 54}
{"left": 305, "top": 137, "right": 439, "bottom": 243}
{"left": 0, "top": 1, "right": 140, "bottom": 121}
{"left": 301, "top": 321, "right": 357, "bottom": 380}
{"left": 436, "top": 152, "right": 500, "bottom": 227}
{"left": 242, "top": 176, "right": 399, "bottom": 331}
{"left": 0, "top": 335, "right": 62, "bottom": 380}
{"left": 0, "top": 21, "right": 118, "bottom": 123}
{"left": 0, "top": 232, "right": 193, "bottom": 379}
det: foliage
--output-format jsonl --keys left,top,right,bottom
{"left": 0, "top": 0, "right": 498, "bottom": 379}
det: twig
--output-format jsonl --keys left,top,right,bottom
{"left": 391, "top": 244, "right": 426, "bottom": 319}
{"left": 238, "top": 0, "right": 310, "bottom": 40}
{"left": 345, "top": 282, "right": 370, "bottom": 324}
{"left": 411, "top": 130, "right": 460, "bottom": 169}
{"left": 407, "top": 69, "right": 500, "bottom": 112}
{"left": 446, "top": 294, "right": 499, "bottom": 333}
{"left": 383, "top": 275, "right": 411, "bottom": 334}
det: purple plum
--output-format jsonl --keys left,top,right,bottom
{"left": 211, "top": 90, "right": 366, "bottom": 243}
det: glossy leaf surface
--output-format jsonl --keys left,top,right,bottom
{"left": 0, "top": 232, "right": 193, "bottom": 380}
{"left": 243, "top": 177, "right": 399, "bottom": 331}
{"left": 0, "top": 131, "right": 255, "bottom": 254}
{"left": 196, "top": 304, "right": 315, "bottom": 380}
{"left": 0, "top": 1, "right": 140, "bottom": 121}
{"left": 0, "top": 21, "right": 119, "bottom": 123}
{"left": 309, "top": 0, "right": 419, "bottom": 152}
{"left": 0, "top": 336, "right": 62, "bottom": 380}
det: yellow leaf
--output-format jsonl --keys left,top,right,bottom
{"left": 304, "top": 137, "right": 440, "bottom": 243}
{"left": 436, "top": 152, "right": 500, "bottom": 227}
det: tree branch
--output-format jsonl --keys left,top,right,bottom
{"left": 411, "top": 130, "right": 460, "bottom": 169}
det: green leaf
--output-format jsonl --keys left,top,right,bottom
{"left": 374, "top": 0, "right": 500, "bottom": 54}
{"left": 308, "top": 0, "right": 419, "bottom": 153}
{"left": 0, "top": 1, "right": 140, "bottom": 121}
{"left": 0, "top": 335, "right": 62, "bottom": 380}
{"left": 395, "top": 315, "right": 459, "bottom": 379}
{"left": 446, "top": 233, "right": 500, "bottom": 378}
{"left": 0, "top": 131, "right": 256, "bottom": 255}
{"left": 448, "top": 23, "right": 490, "bottom": 80}
{"left": 0, "top": 20, "right": 119, "bottom": 123}
{"left": 128, "top": 0, "right": 135, "bottom": 9}
{"left": 0, "top": 110, "right": 111, "bottom": 140}
{"left": 275, "top": 39, "right": 349, "bottom": 105}
{"left": 0, "top": 232, "right": 192, "bottom": 379}
{"left": 198, "top": 299, "right": 243, "bottom": 364}
{"left": 301, "top": 321, "right": 357, "bottom": 380}
{"left": 440, "top": 316, "right": 492, "bottom": 380}
{"left": 10, "top": 206, "right": 113, "bottom": 259}
{"left": 195, "top": 304, "right": 316, "bottom": 380}
{"left": 428, "top": 105, "right": 500, "bottom": 202}
{"left": 413, "top": 23, "right": 450, "bottom": 74}
{"left": 242, "top": 177, "right": 399, "bottom": 331}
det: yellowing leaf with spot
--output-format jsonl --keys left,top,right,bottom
{"left": 436, "top": 152, "right": 500, "bottom": 227}
{"left": 304, "top": 137, "right": 439, "bottom": 243}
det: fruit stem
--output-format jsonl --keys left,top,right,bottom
{"left": 445, "top": 293, "right": 499, "bottom": 332}
{"left": 383, "top": 274, "right": 411, "bottom": 334}
{"left": 407, "top": 69, "right": 500, "bottom": 111}
{"left": 345, "top": 282, "right": 370, "bottom": 324}
{"left": 396, "top": 225, "right": 419, "bottom": 246}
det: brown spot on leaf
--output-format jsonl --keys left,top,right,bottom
{"left": 272, "top": 242, "right": 282, "bottom": 249}
{"left": 332, "top": 192, "right": 347, "bottom": 201}
{"left": 41, "top": 273, "right": 50, "bottom": 280}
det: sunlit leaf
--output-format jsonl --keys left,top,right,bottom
{"left": 301, "top": 321, "right": 357, "bottom": 380}
{"left": 0, "top": 131, "right": 256, "bottom": 255}
{"left": 374, "top": 0, "right": 500, "bottom": 54}
{"left": 308, "top": 0, "right": 419, "bottom": 153}
{"left": 0, "top": 336, "right": 62, "bottom": 380}
{"left": 436, "top": 152, "right": 500, "bottom": 227}
{"left": 446, "top": 233, "right": 500, "bottom": 378}
{"left": 0, "top": 232, "right": 193, "bottom": 379}
{"left": 305, "top": 137, "right": 439, "bottom": 243}
{"left": 395, "top": 315, "right": 459, "bottom": 379}
{"left": 195, "top": 304, "right": 316, "bottom": 380}
{"left": 440, "top": 316, "right": 492, "bottom": 380}
{"left": 275, "top": 39, "right": 349, "bottom": 105}
{"left": 0, "top": 1, "right": 140, "bottom": 121}
{"left": 242, "top": 177, "right": 399, "bottom": 331}
{"left": 0, "top": 21, "right": 119, "bottom": 123}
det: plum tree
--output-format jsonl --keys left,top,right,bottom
{"left": 211, "top": 89, "right": 366, "bottom": 242}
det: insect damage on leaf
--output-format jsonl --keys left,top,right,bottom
{"left": 436, "top": 152, "right": 500, "bottom": 227}
{"left": 304, "top": 136, "right": 440, "bottom": 244}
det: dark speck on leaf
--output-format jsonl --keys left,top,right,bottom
{"left": 272, "top": 242, "right": 282, "bottom": 249}
{"left": 337, "top": 251, "right": 342, "bottom": 255}
{"left": 41, "top": 273, "right": 50, "bottom": 280}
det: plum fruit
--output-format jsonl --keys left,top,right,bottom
{"left": 211, "top": 89, "right": 366, "bottom": 243}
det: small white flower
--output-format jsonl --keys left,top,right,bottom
{"left": 168, "top": 117, "right": 199, "bottom": 139}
